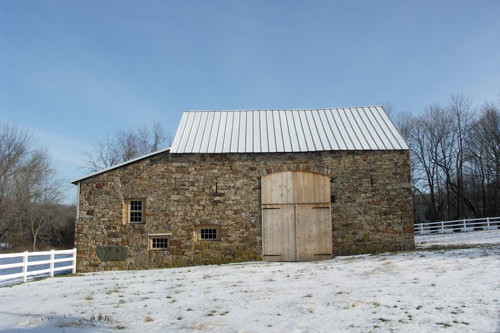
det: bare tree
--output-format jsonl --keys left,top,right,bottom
{"left": 0, "top": 122, "right": 66, "bottom": 251}
{"left": 15, "top": 149, "right": 62, "bottom": 251}
{"left": 83, "top": 123, "right": 170, "bottom": 172}
{"left": 0, "top": 123, "right": 32, "bottom": 240}
{"left": 407, "top": 105, "right": 449, "bottom": 221}
{"left": 447, "top": 94, "right": 475, "bottom": 218}
{"left": 467, "top": 103, "right": 500, "bottom": 216}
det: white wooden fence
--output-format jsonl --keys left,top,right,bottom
{"left": 414, "top": 217, "right": 500, "bottom": 235}
{"left": 0, "top": 248, "right": 76, "bottom": 285}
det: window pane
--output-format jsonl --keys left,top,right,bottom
{"left": 130, "top": 201, "right": 142, "bottom": 211}
{"left": 129, "top": 200, "right": 143, "bottom": 223}
{"left": 130, "top": 211, "right": 142, "bottom": 222}
{"left": 151, "top": 237, "right": 168, "bottom": 249}
{"left": 200, "top": 228, "right": 217, "bottom": 240}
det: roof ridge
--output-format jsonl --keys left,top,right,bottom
{"left": 183, "top": 106, "right": 384, "bottom": 112}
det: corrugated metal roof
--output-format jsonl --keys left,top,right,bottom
{"left": 170, "top": 106, "right": 408, "bottom": 153}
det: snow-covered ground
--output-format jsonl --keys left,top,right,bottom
{"left": 415, "top": 229, "right": 500, "bottom": 248}
{"left": 1, "top": 233, "right": 499, "bottom": 333}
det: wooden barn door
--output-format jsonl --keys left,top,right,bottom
{"left": 295, "top": 204, "right": 332, "bottom": 261}
{"left": 262, "top": 205, "right": 296, "bottom": 261}
{"left": 261, "top": 171, "right": 332, "bottom": 262}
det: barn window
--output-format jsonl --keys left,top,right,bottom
{"left": 201, "top": 228, "right": 217, "bottom": 239}
{"left": 124, "top": 199, "right": 145, "bottom": 224}
{"left": 151, "top": 237, "right": 168, "bottom": 249}
{"left": 195, "top": 226, "right": 221, "bottom": 241}
{"left": 148, "top": 233, "right": 171, "bottom": 251}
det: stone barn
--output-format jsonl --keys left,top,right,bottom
{"left": 72, "top": 107, "right": 414, "bottom": 272}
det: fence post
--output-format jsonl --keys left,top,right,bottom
{"left": 463, "top": 219, "right": 466, "bottom": 231}
{"left": 49, "top": 249, "right": 55, "bottom": 278}
{"left": 420, "top": 223, "right": 424, "bottom": 235}
{"left": 486, "top": 217, "right": 490, "bottom": 230}
{"left": 72, "top": 248, "right": 77, "bottom": 274}
{"left": 441, "top": 221, "right": 444, "bottom": 233}
{"left": 22, "top": 251, "right": 28, "bottom": 283}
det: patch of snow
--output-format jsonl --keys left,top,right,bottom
{"left": 415, "top": 229, "right": 500, "bottom": 248}
{"left": 0, "top": 232, "right": 499, "bottom": 332}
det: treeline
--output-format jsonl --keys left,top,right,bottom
{"left": 394, "top": 95, "right": 500, "bottom": 222}
{"left": 0, "top": 123, "right": 74, "bottom": 251}
{"left": 0, "top": 122, "right": 170, "bottom": 252}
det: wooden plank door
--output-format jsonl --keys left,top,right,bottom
{"left": 262, "top": 205, "right": 296, "bottom": 261}
{"left": 262, "top": 171, "right": 332, "bottom": 262}
{"left": 295, "top": 204, "right": 332, "bottom": 261}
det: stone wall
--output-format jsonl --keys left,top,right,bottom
{"left": 75, "top": 150, "right": 414, "bottom": 272}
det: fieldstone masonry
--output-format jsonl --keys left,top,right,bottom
{"left": 75, "top": 150, "right": 414, "bottom": 272}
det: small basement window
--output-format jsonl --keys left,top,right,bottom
{"left": 195, "top": 225, "right": 221, "bottom": 241}
{"left": 148, "top": 234, "right": 171, "bottom": 251}
{"left": 125, "top": 199, "right": 145, "bottom": 224}
{"left": 201, "top": 228, "right": 217, "bottom": 240}
{"left": 152, "top": 237, "right": 168, "bottom": 249}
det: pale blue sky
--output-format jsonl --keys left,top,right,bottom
{"left": 1, "top": 0, "right": 499, "bottom": 203}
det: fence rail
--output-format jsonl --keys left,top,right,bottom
{"left": 414, "top": 217, "right": 500, "bottom": 235}
{"left": 0, "top": 248, "right": 76, "bottom": 285}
